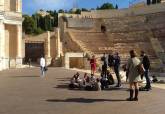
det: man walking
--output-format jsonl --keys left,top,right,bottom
{"left": 40, "top": 55, "right": 46, "bottom": 77}
{"left": 141, "top": 51, "right": 151, "bottom": 91}
{"left": 114, "top": 52, "right": 121, "bottom": 87}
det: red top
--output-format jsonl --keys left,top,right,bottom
{"left": 90, "top": 58, "right": 96, "bottom": 66}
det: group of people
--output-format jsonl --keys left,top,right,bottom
{"left": 90, "top": 52, "right": 121, "bottom": 87}
{"left": 69, "top": 70, "right": 115, "bottom": 91}
{"left": 41, "top": 49, "right": 151, "bottom": 101}
{"left": 69, "top": 72, "right": 102, "bottom": 91}
{"left": 89, "top": 50, "right": 151, "bottom": 101}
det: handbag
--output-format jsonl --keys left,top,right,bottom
{"left": 131, "top": 58, "right": 145, "bottom": 75}
{"left": 137, "top": 63, "right": 145, "bottom": 75}
{"left": 44, "top": 66, "right": 48, "bottom": 71}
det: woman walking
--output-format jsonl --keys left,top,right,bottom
{"left": 90, "top": 55, "right": 97, "bottom": 75}
{"left": 126, "top": 50, "right": 141, "bottom": 101}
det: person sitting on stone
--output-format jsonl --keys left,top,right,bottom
{"left": 89, "top": 74, "right": 96, "bottom": 86}
{"left": 107, "top": 70, "right": 115, "bottom": 85}
{"left": 85, "top": 74, "right": 96, "bottom": 90}
{"left": 100, "top": 72, "right": 108, "bottom": 90}
{"left": 83, "top": 73, "right": 90, "bottom": 86}
{"left": 152, "top": 75, "right": 158, "bottom": 83}
{"left": 93, "top": 78, "right": 101, "bottom": 91}
{"left": 69, "top": 72, "right": 82, "bottom": 88}
{"left": 152, "top": 75, "right": 165, "bottom": 84}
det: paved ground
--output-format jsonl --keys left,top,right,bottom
{"left": 0, "top": 67, "right": 165, "bottom": 114}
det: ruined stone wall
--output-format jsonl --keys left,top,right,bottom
{"left": 67, "top": 18, "right": 94, "bottom": 28}
{"left": 81, "top": 3, "right": 165, "bottom": 19}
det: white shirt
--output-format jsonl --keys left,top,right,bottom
{"left": 40, "top": 57, "right": 46, "bottom": 67}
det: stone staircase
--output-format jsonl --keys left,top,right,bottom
{"left": 70, "top": 31, "right": 113, "bottom": 55}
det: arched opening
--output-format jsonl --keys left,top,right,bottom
{"left": 101, "top": 25, "right": 106, "bottom": 33}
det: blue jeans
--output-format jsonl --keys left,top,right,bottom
{"left": 144, "top": 70, "right": 151, "bottom": 88}
{"left": 40, "top": 67, "right": 45, "bottom": 76}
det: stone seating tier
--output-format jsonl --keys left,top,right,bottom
{"left": 65, "top": 11, "right": 165, "bottom": 69}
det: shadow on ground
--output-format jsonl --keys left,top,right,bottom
{"left": 55, "top": 83, "right": 69, "bottom": 89}
{"left": 11, "top": 76, "right": 39, "bottom": 78}
{"left": 46, "top": 98, "right": 126, "bottom": 103}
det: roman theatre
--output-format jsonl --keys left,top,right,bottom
{"left": 1, "top": 0, "right": 165, "bottom": 72}
{"left": 58, "top": 3, "right": 165, "bottom": 71}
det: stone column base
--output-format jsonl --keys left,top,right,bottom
{"left": 0, "top": 58, "right": 2, "bottom": 71}
{"left": 46, "top": 57, "right": 52, "bottom": 66}
{"left": 16, "top": 58, "right": 22, "bottom": 68}
{"left": 0, "top": 58, "right": 9, "bottom": 70}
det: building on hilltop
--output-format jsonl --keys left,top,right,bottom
{"left": 0, "top": 0, "right": 23, "bottom": 71}
{"left": 37, "top": 10, "right": 50, "bottom": 17}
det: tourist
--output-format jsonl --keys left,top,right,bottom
{"left": 101, "top": 53, "right": 108, "bottom": 77}
{"left": 69, "top": 72, "right": 82, "bottom": 88}
{"left": 40, "top": 55, "right": 46, "bottom": 77}
{"left": 113, "top": 52, "right": 121, "bottom": 87}
{"left": 85, "top": 74, "right": 96, "bottom": 90}
{"left": 83, "top": 73, "right": 90, "bottom": 85}
{"left": 107, "top": 70, "right": 114, "bottom": 85}
{"left": 140, "top": 51, "right": 151, "bottom": 91}
{"left": 94, "top": 78, "right": 101, "bottom": 91}
{"left": 152, "top": 75, "right": 158, "bottom": 83}
{"left": 90, "top": 55, "right": 97, "bottom": 75}
{"left": 28, "top": 58, "right": 31, "bottom": 68}
{"left": 89, "top": 74, "right": 96, "bottom": 85}
{"left": 108, "top": 52, "right": 114, "bottom": 69}
{"left": 100, "top": 72, "right": 108, "bottom": 89}
{"left": 122, "top": 64, "right": 129, "bottom": 82}
{"left": 126, "top": 50, "right": 141, "bottom": 101}
{"left": 100, "top": 70, "right": 114, "bottom": 89}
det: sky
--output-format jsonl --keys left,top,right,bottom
{"left": 23, "top": 0, "right": 146, "bottom": 15}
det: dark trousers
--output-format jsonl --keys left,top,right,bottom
{"left": 144, "top": 70, "right": 151, "bottom": 88}
{"left": 114, "top": 67, "right": 121, "bottom": 86}
{"left": 102, "top": 65, "right": 107, "bottom": 76}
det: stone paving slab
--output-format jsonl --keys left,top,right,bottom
{"left": 0, "top": 68, "right": 165, "bottom": 114}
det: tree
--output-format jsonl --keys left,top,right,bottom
{"left": 75, "top": 9, "right": 81, "bottom": 14}
{"left": 44, "top": 15, "right": 52, "bottom": 31}
{"left": 23, "top": 15, "right": 35, "bottom": 34}
{"left": 82, "top": 8, "right": 88, "bottom": 11}
{"left": 34, "top": 27, "right": 44, "bottom": 35}
{"left": 97, "top": 3, "right": 115, "bottom": 10}
{"left": 58, "top": 9, "right": 64, "bottom": 13}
